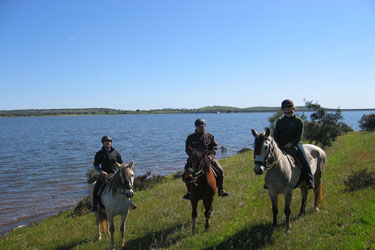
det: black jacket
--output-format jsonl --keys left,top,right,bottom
{"left": 185, "top": 131, "right": 218, "bottom": 158}
{"left": 94, "top": 147, "right": 123, "bottom": 174}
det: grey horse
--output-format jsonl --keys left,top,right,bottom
{"left": 251, "top": 128, "right": 326, "bottom": 233}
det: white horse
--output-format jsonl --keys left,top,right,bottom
{"left": 251, "top": 128, "right": 326, "bottom": 233}
{"left": 90, "top": 161, "right": 135, "bottom": 250}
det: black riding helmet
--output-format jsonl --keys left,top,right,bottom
{"left": 195, "top": 118, "right": 206, "bottom": 127}
{"left": 101, "top": 136, "right": 112, "bottom": 143}
{"left": 281, "top": 99, "right": 295, "bottom": 109}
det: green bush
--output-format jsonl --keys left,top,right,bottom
{"left": 359, "top": 113, "right": 375, "bottom": 131}
{"left": 344, "top": 168, "right": 375, "bottom": 191}
{"left": 303, "top": 100, "right": 352, "bottom": 148}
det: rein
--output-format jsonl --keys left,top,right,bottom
{"left": 187, "top": 149, "right": 210, "bottom": 184}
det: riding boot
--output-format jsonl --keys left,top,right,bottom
{"left": 216, "top": 171, "right": 229, "bottom": 197}
{"left": 297, "top": 143, "right": 314, "bottom": 189}
{"left": 183, "top": 182, "right": 191, "bottom": 200}
{"left": 92, "top": 181, "right": 101, "bottom": 212}
{"left": 211, "top": 159, "right": 229, "bottom": 197}
{"left": 129, "top": 200, "right": 137, "bottom": 209}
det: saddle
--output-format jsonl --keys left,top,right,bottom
{"left": 282, "top": 147, "right": 312, "bottom": 169}
{"left": 282, "top": 147, "right": 313, "bottom": 188}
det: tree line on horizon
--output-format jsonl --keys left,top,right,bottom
{"left": 1, "top": 105, "right": 372, "bottom": 117}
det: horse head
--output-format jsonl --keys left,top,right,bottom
{"left": 188, "top": 149, "right": 209, "bottom": 171}
{"left": 251, "top": 127, "right": 272, "bottom": 175}
{"left": 115, "top": 161, "right": 135, "bottom": 198}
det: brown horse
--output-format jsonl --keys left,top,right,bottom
{"left": 186, "top": 150, "right": 216, "bottom": 233}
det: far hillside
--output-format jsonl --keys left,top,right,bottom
{"left": 1, "top": 106, "right": 374, "bottom": 117}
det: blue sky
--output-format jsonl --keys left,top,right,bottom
{"left": 1, "top": 0, "right": 374, "bottom": 110}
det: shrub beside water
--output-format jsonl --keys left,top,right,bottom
{"left": 359, "top": 113, "right": 375, "bottom": 131}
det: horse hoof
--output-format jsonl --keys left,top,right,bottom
{"left": 315, "top": 207, "right": 320, "bottom": 211}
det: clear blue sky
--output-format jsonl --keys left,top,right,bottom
{"left": 1, "top": 0, "right": 374, "bottom": 110}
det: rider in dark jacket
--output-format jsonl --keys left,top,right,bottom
{"left": 91, "top": 136, "right": 136, "bottom": 211}
{"left": 183, "top": 118, "right": 229, "bottom": 200}
{"left": 273, "top": 99, "right": 314, "bottom": 189}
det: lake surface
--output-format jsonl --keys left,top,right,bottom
{"left": 0, "top": 111, "right": 372, "bottom": 235}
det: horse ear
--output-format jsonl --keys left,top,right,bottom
{"left": 128, "top": 160, "right": 134, "bottom": 169}
{"left": 115, "top": 162, "right": 122, "bottom": 168}
{"left": 265, "top": 127, "right": 271, "bottom": 137}
{"left": 251, "top": 129, "right": 259, "bottom": 137}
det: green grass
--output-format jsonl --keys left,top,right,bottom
{"left": 1, "top": 131, "right": 375, "bottom": 249}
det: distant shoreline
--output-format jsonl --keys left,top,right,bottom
{"left": 1, "top": 106, "right": 374, "bottom": 118}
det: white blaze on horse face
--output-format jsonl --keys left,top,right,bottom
{"left": 253, "top": 138, "right": 270, "bottom": 175}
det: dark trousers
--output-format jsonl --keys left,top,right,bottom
{"left": 296, "top": 143, "right": 314, "bottom": 184}
{"left": 211, "top": 159, "right": 225, "bottom": 190}
{"left": 92, "top": 175, "right": 107, "bottom": 207}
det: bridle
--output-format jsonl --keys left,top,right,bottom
{"left": 119, "top": 166, "right": 134, "bottom": 190}
{"left": 186, "top": 149, "right": 209, "bottom": 184}
{"left": 254, "top": 136, "right": 282, "bottom": 170}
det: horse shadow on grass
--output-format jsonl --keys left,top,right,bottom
{"left": 204, "top": 222, "right": 275, "bottom": 250}
{"left": 53, "top": 239, "right": 91, "bottom": 250}
{"left": 203, "top": 209, "right": 317, "bottom": 250}
{"left": 121, "top": 222, "right": 190, "bottom": 250}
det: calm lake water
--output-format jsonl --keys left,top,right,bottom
{"left": 0, "top": 111, "right": 372, "bottom": 235}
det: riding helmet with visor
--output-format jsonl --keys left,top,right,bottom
{"left": 101, "top": 136, "right": 112, "bottom": 143}
{"left": 281, "top": 99, "right": 295, "bottom": 109}
{"left": 195, "top": 118, "right": 206, "bottom": 127}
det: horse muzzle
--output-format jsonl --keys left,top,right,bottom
{"left": 122, "top": 189, "right": 134, "bottom": 198}
{"left": 254, "top": 164, "right": 265, "bottom": 175}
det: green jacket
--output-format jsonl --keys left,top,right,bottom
{"left": 273, "top": 114, "right": 304, "bottom": 147}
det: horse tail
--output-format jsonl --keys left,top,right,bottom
{"left": 99, "top": 211, "right": 109, "bottom": 234}
{"left": 319, "top": 148, "right": 327, "bottom": 173}
{"left": 317, "top": 183, "right": 323, "bottom": 205}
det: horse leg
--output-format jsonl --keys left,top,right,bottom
{"left": 108, "top": 215, "right": 115, "bottom": 250}
{"left": 95, "top": 212, "right": 102, "bottom": 241}
{"left": 284, "top": 191, "right": 292, "bottom": 233}
{"left": 314, "top": 178, "right": 322, "bottom": 211}
{"left": 203, "top": 196, "right": 213, "bottom": 232}
{"left": 191, "top": 198, "right": 198, "bottom": 234}
{"left": 120, "top": 209, "right": 129, "bottom": 247}
{"left": 299, "top": 185, "right": 308, "bottom": 216}
{"left": 268, "top": 191, "right": 278, "bottom": 227}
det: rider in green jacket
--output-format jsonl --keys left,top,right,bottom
{"left": 273, "top": 99, "right": 314, "bottom": 189}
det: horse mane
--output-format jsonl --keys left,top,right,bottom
{"left": 188, "top": 150, "right": 209, "bottom": 172}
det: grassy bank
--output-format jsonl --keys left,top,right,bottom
{"left": 1, "top": 132, "right": 375, "bottom": 249}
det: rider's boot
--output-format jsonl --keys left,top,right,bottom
{"left": 297, "top": 144, "right": 314, "bottom": 189}
{"left": 129, "top": 200, "right": 137, "bottom": 209}
{"left": 218, "top": 185, "right": 229, "bottom": 197}
{"left": 91, "top": 182, "right": 101, "bottom": 212}
{"left": 182, "top": 181, "right": 191, "bottom": 200}
{"left": 183, "top": 192, "right": 191, "bottom": 200}
{"left": 306, "top": 172, "right": 315, "bottom": 189}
